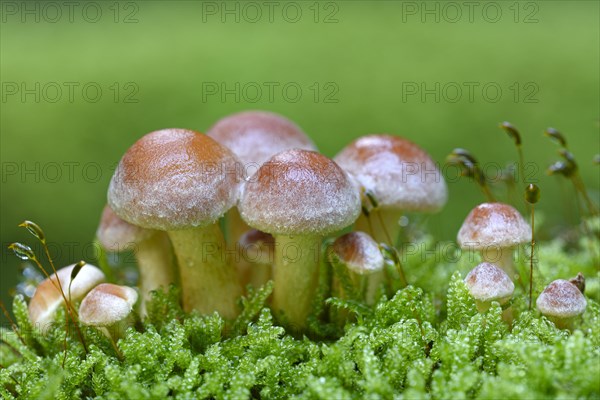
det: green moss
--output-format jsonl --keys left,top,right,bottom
{"left": 1, "top": 239, "right": 599, "bottom": 399}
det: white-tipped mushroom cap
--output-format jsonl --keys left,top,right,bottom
{"left": 108, "top": 129, "right": 242, "bottom": 231}
{"left": 464, "top": 262, "right": 515, "bottom": 303}
{"left": 238, "top": 229, "right": 274, "bottom": 265}
{"left": 96, "top": 205, "right": 155, "bottom": 251}
{"left": 239, "top": 149, "right": 361, "bottom": 236}
{"left": 331, "top": 231, "right": 384, "bottom": 275}
{"left": 28, "top": 264, "right": 106, "bottom": 327}
{"left": 79, "top": 283, "right": 138, "bottom": 327}
{"left": 457, "top": 202, "right": 531, "bottom": 250}
{"left": 536, "top": 279, "right": 587, "bottom": 319}
{"left": 334, "top": 134, "right": 448, "bottom": 212}
{"left": 207, "top": 110, "right": 317, "bottom": 167}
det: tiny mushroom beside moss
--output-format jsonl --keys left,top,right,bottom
{"left": 334, "top": 134, "right": 448, "bottom": 244}
{"left": 108, "top": 129, "right": 243, "bottom": 318}
{"left": 239, "top": 149, "right": 361, "bottom": 329}
{"left": 464, "top": 262, "right": 515, "bottom": 313}
{"left": 96, "top": 204, "right": 177, "bottom": 316}
{"left": 28, "top": 263, "right": 105, "bottom": 329}
{"left": 536, "top": 279, "right": 587, "bottom": 330}
{"left": 457, "top": 202, "right": 531, "bottom": 277}
{"left": 330, "top": 231, "right": 385, "bottom": 305}
{"left": 207, "top": 110, "right": 317, "bottom": 246}
{"left": 79, "top": 283, "right": 138, "bottom": 341}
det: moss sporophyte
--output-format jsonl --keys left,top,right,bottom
{"left": 1, "top": 113, "right": 598, "bottom": 399}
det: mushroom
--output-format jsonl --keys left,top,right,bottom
{"left": 237, "top": 229, "right": 275, "bottom": 290}
{"left": 334, "top": 134, "right": 447, "bottom": 244}
{"left": 108, "top": 129, "right": 243, "bottom": 318}
{"left": 28, "top": 263, "right": 105, "bottom": 329}
{"left": 464, "top": 262, "right": 515, "bottom": 313}
{"left": 457, "top": 202, "right": 531, "bottom": 276}
{"left": 536, "top": 279, "right": 587, "bottom": 330}
{"left": 329, "top": 231, "right": 385, "bottom": 305}
{"left": 96, "top": 204, "right": 177, "bottom": 316}
{"left": 207, "top": 110, "right": 317, "bottom": 245}
{"left": 239, "top": 149, "right": 361, "bottom": 328}
{"left": 79, "top": 283, "right": 138, "bottom": 340}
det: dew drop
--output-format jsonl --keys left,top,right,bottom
{"left": 399, "top": 216, "right": 410, "bottom": 227}
{"left": 8, "top": 243, "right": 36, "bottom": 261}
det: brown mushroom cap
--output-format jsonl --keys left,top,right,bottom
{"left": 79, "top": 283, "right": 138, "bottom": 327}
{"left": 108, "top": 129, "right": 241, "bottom": 231}
{"left": 28, "top": 264, "right": 106, "bottom": 326}
{"left": 239, "top": 149, "right": 361, "bottom": 236}
{"left": 334, "top": 134, "right": 447, "bottom": 212}
{"left": 331, "top": 231, "right": 384, "bottom": 275}
{"left": 207, "top": 110, "right": 316, "bottom": 167}
{"left": 536, "top": 279, "right": 587, "bottom": 319}
{"left": 457, "top": 202, "right": 531, "bottom": 250}
{"left": 96, "top": 205, "right": 155, "bottom": 251}
{"left": 464, "top": 262, "right": 515, "bottom": 303}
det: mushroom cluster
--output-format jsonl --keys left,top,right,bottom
{"left": 81, "top": 111, "right": 448, "bottom": 329}
{"left": 22, "top": 111, "right": 591, "bottom": 339}
{"left": 458, "top": 203, "right": 588, "bottom": 330}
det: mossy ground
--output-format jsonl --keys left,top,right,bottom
{"left": 1, "top": 234, "right": 599, "bottom": 399}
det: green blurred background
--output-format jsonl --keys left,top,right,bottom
{"left": 1, "top": 1, "right": 599, "bottom": 314}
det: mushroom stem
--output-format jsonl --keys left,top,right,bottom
{"left": 225, "top": 207, "right": 250, "bottom": 245}
{"left": 238, "top": 262, "right": 272, "bottom": 291}
{"left": 168, "top": 224, "right": 242, "bottom": 319}
{"left": 355, "top": 209, "right": 402, "bottom": 246}
{"left": 547, "top": 315, "right": 577, "bottom": 331}
{"left": 339, "top": 269, "right": 384, "bottom": 306}
{"left": 359, "top": 270, "right": 385, "bottom": 305}
{"left": 101, "top": 313, "right": 136, "bottom": 342}
{"left": 272, "top": 234, "right": 321, "bottom": 329}
{"left": 135, "top": 233, "right": 177, "bottom": 316}
{"left": 480, "top": 247, "right": 516, "bottom": 277}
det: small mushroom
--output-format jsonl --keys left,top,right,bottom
{"left": 536, "top": 279, "right": 587, "bottom": 330}
{"left": 207, "top": 110, "right": 317, "bottom": 246}
{"left": 28, "top": 263, "right": 105, "bottom": 329}
{"left": 239, "top": 149, "right": 361, "bottom": 328}
{"left": 464, "top": 262, "right": 515, "bottom": 313}
{"left": 334, "top": 134, "right": 448, "bottom": 243}
{"left": 108, "top": 129, "right": 243, "bottom": 318}
{"left": 237, "top": 229, "right": 275, "bottom": 290}
{"left": 96, "top": 204, "right": 177, "bottom": 316}
{"left": 330, "top": 231, "right": 384, "bottom": 305}
{"left": 79, "top": 283, "right": 138, "bottom": 340}
{"left": 457, "top": 202, "right": 531, "bottom": 276}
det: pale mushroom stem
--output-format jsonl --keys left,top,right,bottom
{"left": 359, "top": 270, "right": 385, "bottom": 306}
{"left": 345, "top": 270, "right": 384, "bottom": 305}
{"left": 168, "top": 224, "right": 242, "bottom": 319}
{"left": 354, "top": 209, "right": 402, "bottom": 246}
{"left": 102, "top": 313, "right": 136, "bottom": 342}
{"left": 225, "top": 207, "right": 250, "bottom": 245}
{"left": 548, "top": 315, "right": 577, "bottom": 331}
{"left": 480, "top": 247, "right": 516, "bottom": 277}
{"left": 237, "top": 258, "right": 272, "bottom": 291}
{"left": 273, "top": 235, "right": 321, "bottom": 329}
{"left": 135, "top": 233, "right": 177, "bottom": 316}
